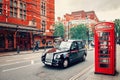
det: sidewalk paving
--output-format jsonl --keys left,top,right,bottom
{"left": 0, "top": 49, "right": 45, "bottom": 57}
{"left": 76, "top": 45, "right": 120, "bottom": 80}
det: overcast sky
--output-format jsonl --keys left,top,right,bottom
{"left": 55, "top": 0, "right": 120, "bottom": 21}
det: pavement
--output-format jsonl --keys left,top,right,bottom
{"left": 0, "top": 46, "right": 120, "bottom": 80}
{"left": 74, "top": 45, "right": 120, "bottom": 80}
{"left": 0, "top": 49, "right": 45, "bottom": 57}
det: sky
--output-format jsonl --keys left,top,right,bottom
{"left": 55, "top": 0, "right": 120, "bottom": 21}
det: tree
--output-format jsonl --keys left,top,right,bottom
{"left": 114, "top": 19, "right": 120, "bottom": 37}
{"left": 70, "top": 24, "right": 88, "bottom": 40}
{"left": 53, "top": 23, "right": 65, "bottom": 38}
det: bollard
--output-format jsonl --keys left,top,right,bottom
{"left": 17, "top": 46, "right": 20, "bottom": 54}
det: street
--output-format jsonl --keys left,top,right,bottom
{"left": 0, "top": 49, "right": 94, "bottom": 80}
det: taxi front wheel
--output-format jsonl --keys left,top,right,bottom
{"left": 62, "top": 59, "right": 69, "bottom": 68}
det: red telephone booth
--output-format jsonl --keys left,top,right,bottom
{"left": 94, "top": 22, "right": 116, "bottom": 75}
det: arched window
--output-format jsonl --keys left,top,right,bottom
{"left": 42, "top": 20, "right": 46, "bottom": 32}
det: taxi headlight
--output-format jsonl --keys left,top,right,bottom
{"left": 54, "top": 54, "right": 61, "bottom": 59}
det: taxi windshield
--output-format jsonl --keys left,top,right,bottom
{"left": 59, "top": 41, "right": 72, "bottom": 49}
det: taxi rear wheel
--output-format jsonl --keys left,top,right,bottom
{"left": 82, "top": 55, "right": 86, "bottom": 61}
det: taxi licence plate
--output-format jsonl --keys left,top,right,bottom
{"left": 45, "top": 62, "right": 52, "bottom": 65}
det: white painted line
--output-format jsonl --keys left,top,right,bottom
{"left": 31, "top": 60, "right": 34, "bottom": 64}
{"left": 69, "top": 64, "right": 94, "bottom": 80}
{"left": 24, "top": 56, "right": 39, "bottom": 60}
{"left": 2, "top": 63, "right": 40, "bottom": 72}
{"left": 6, "top": 56, "right": 39, "bottom": 62}
{"left": 6, "top": 58, "right": 24, "bottom": 62}
{"left": 0, "top": 60, "right": 29, "bottom": 67}
{"left": 0, "top": 58, "right": 40, "bottom": 67}
{"left": 0, "top": 58, "right": 39, "bottom": 67}
{"left": 2, "top": 64, "right": 31, "bottom": 72}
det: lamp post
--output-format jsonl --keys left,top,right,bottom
{"left": 50, "top": 25, "right": 55, "bottom": 47}
{"left": 86, "top": 16, "right": 90, "bottom": 49}
{"left": 68, "top": 22, "right": 71, "bottom": 40}
{"left": 16, "top": 25, "right": 20, "bottom": 54}
{"left": 42, "top": 32, "right": 46, "bottom": 51}
{"left": 87, "top": 29, "right": 89, "bottom": 49}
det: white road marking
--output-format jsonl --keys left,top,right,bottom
{"left": 6, "top": 58, "right": 24, "bottom": 62}
{"left": 6, "top": 56, "right": 39, "bottom": 62}
{"left": 2, "top": 62, "right": 40, "bottom": 72}
{"left": 0, "top": 58, "right": 39, "bottom": 67}
{"left": 2, "top": 64, "right": 31, "bottom": 72}
{"left": 69, "top": 64, "right": 94, "bottom": 80}
{"left": 31, "top": 60, "right": 34, "bottom": 64}
{"left": 0, "top": 61, "right": 29, "bottom": 67}
{"left": 24, "top": 56, "right": 39, "bottom": 60}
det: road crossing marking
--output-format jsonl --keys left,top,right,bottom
{"left": 69, "top": 64, "right": 94, "bottom": 80}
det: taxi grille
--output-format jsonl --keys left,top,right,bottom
{"left": 45, "top": 53, "right": 54, "bottom": 62}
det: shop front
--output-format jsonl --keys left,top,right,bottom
{"left": 0, "top": 23, "right": 41, "bottom": 52}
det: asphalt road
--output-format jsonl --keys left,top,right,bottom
{"left": 0, "top": 49, "right": 94, "bottom": 80}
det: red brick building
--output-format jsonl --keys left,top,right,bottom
{"left": 62, "top": 10, "right": 99, "bottom": 27}
{"left": 0, "top": 0, "right": 54, "bottom": 52}
{"left": 57, "top": 10, "right": 99, "bottom": 39}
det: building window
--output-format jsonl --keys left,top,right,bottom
{"left": 10, "top": 0, "right": 13, "bottom": 6}
{"left": 19, "top": 2, "right": 26, "bottom": 19}
{"left": 0, "top": 33, "right": 5, "bottom": 48}
{"left": 0, "top": 4, "right": 2, "bottom": 15}
{"left": 32, "top": 19, "right": 36, "bottom": 26}
{"left": 23, "top": 10, "right": 26, "bottom": 19}
{"left": 13, "top": 1, "right": 17, "bottom": 7}
{"left": 10, "top": 0, "right": 17, "bottom": 18}
{"left": 7, "top": 34, "right": 14, "bottom": 48}
{"left": 13, "top": 8, "right": 17, "bottom": 17}
{"left": 20, "top": 3, "right": 23, "bottom": 8}
{"left": 41, "top": 0, "right": 46, "bottom": 16}
{"left": 23, "top": 4, "right": 26, "bottom": 9}
{"left": 42, "top": 20, "right": 46, "bottom": 32}
{"left": 0, "top": 0, "right": 2, "bottom": 2}
{"left": 9, "top": 0, "right": 26, "bottom": 20}
{"left": 10, "top": 7, "right": 13, "bottom": 16}
{"left": 0, "top": 9, "right": 2, "bottom": 14}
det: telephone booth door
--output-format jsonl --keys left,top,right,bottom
{"left": 94, "top": 22, "right": 116, "bottom": 75}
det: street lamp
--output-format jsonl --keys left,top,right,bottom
{"left": 86, "top": 29, "right": 89, "bottom": 49}
{"left": 42, "top": 32, "right": 46, "bottom": 51}
{"left": 68, "top": 22, "right": 71, "bottom": 40}
{"left": 50, "top": 25, "right": 55, "bottom": 47}
{"left": 16, "top": 25, "right": 20, "bottom": 54}
{"left": 86, "top": 16, "right": 90, "bottom": 49}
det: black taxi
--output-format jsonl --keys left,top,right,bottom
{"left": 41, "top": 40, "right": 87, "bottom": 68}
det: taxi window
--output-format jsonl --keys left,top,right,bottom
{"left": 71, "top": 42, "right": 78, "bottom": 50}
{"left": 77, "top": 41, "right": 84, "bottom": 49}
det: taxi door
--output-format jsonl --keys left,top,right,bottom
{"left": 69, "top": 42, "right": 79, "bottom": 62}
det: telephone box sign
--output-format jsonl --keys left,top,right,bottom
{"left": 94, "top": 22, "right": 116, "bottom": 75}
{"left": 95, "top": 22, "right": 114, "bottom": 29}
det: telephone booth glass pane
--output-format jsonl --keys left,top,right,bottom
{"left": 98, "top": 32, "right": 110, "bottom": 68}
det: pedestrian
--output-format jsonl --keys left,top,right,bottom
{"left": 119, "top": 39, "right": 120, "bottom": 45}
{"left": 35, "top": 41, "right": 39, "bottom": 51}
{"left": 32, "top": 42, "right": 35, "bottom": 52}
